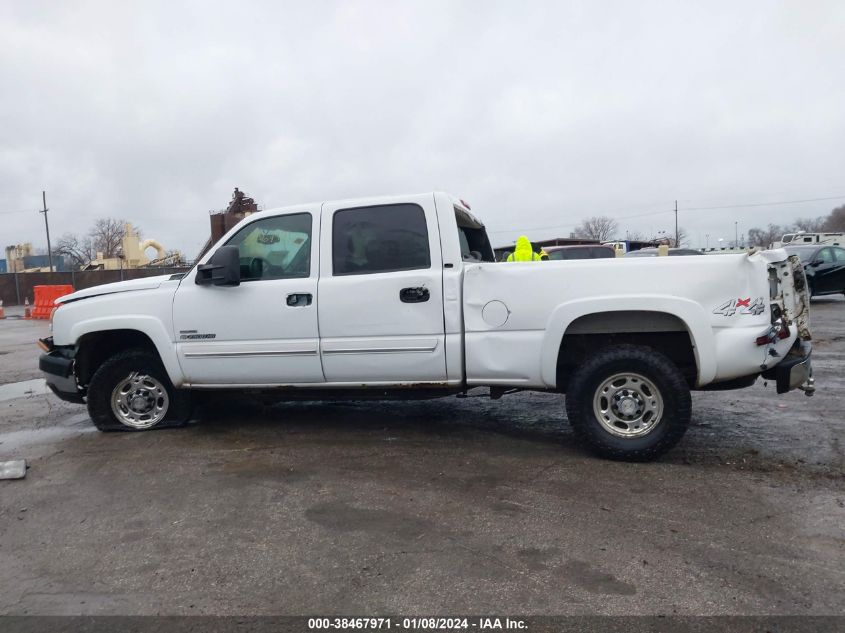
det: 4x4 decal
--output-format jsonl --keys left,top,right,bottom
{"left": 713, "top": 297, "right": 765, "bottom": 316}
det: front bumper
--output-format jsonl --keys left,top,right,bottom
{"left": 38, "top": 339, "right": 85, "bottom": 404}
{"left": 762, "top": 339, "right": 814, "bottom": 395}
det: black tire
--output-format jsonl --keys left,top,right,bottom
{"left": 565, "top": 344, "right": 691, "bottom": 461}
{"left": 87, "top": 349, "right": 193, "bottom": 431}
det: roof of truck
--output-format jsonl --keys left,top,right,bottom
{"left": 256, "top": 191, "right": 472, "bottom": 217}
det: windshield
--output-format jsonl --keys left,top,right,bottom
{"left": 547, "top": 250, "right": 568, "bottom": 260}
{"left": 784, "top": 246, "right": 818, "bottom": 262}
{"left": 781, "top": 234, "right": 795, "bottom": 243}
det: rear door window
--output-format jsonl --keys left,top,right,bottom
{"left": 332, "top": 204, "right": 431, "bottom": 275}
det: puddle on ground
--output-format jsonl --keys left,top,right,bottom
{"left": 0, "top": 378, "right": 50, "bottom": 402}
{"left": 0, "top": 413, "right": 94, "bottom": 452}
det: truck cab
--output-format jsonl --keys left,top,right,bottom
{"left": 173, "top": 193, "right": 489, "bottom": 387}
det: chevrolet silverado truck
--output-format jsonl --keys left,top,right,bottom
{"left": 38, "top": 192, "right": 814, "bottom": 460}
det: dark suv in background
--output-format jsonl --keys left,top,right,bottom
{"left": 544, "top": 245, "right": 616, "bottom": 260}
{"left": 624, "top": 248, "right": 703, "bottom": 257}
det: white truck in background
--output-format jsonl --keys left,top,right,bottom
{"left": 39, "top": 192, "right": 814, "bottom": 461}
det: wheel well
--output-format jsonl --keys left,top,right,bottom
{"left": 75, "top": 330, "right": 159, "bottom": 386}
{"left": 556, "top": 311, "right": 698, "bottom": 391}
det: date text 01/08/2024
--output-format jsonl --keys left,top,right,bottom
{"left": 307, "top": 617, "right": 527, "bottom": 630}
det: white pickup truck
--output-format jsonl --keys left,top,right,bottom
{"left": 39, "top": 192, "right": 814, "bottom": 460}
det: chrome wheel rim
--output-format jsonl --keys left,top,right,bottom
{"left": 110, "top": 372, "right": 169, "bottom": 429}
{"left": 592, "top": 372, "right": 664, "bottom": 438}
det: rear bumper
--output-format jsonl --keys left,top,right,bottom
{"left": 39, "top": 340, "right": 85, "bottom": 404}
{"left": 762, "top": 339, "right": 814, "bottom": 395}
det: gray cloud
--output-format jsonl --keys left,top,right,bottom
{"left": 1, "top": 0, "right": 844, "bottom": 256}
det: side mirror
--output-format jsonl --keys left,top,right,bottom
{"left": 810, "top": 260, "right": 824, "bottom": 267}
{"left": 196, "top": 245, "right": 241, "bottom": 286}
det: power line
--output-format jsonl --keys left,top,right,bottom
{"left": 682, "top": 194, "right": 845, "bottom": 212}
{"left": 488, "top": 192, "right": 845, "bottom": 235}
{"left": 0, "top": 208, "right": 34, "bottom": 215}
{"left": 613, "top": 193, "right": 845, "bottom": 220}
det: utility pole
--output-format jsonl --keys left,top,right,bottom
{"left": 734, "top": 221, "right": 738, "bottom": 248}
{"left": 674, "top": 200, "right": 679, "bottom": 247}
{"left": 40, "top": 190, "right": 54, "bottom": 273}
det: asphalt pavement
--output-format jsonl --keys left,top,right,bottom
{"left": 0, "top": 300, "right": 842, "bottom": 615}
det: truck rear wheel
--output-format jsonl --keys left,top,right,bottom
{"left": 87, "top": 349, "right": 192, "bottom": 431}
{"left": 565, "top": 344, "right": 691, "bottom": 461}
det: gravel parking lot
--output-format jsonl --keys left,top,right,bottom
{"left": 0, "top": 300, "right": 843, "bottom": 616}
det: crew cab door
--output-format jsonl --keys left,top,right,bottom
{"left": 317, "top": 195, "right": 447, "bottom": 383}
{"left": 172, "top": 208, "right": 324, "bottom": 385}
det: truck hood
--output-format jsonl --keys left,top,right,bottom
{"left": 56, "top": 274, "right": 177, "bottom": 304}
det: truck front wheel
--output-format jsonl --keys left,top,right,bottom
{"left": 565, "top": 344, "right": 691, "bottom": 461}
{"left": 87, "top": 349, "right": 192, "bottom": 431}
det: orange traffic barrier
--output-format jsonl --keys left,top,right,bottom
{"left": 0, "top": 300, "right": 5, "bottom": 319}
{"left": 23, "top": 298, "right": 32, "bottom": 319}
{"left": 30, "top": 285, "right": 74, "bottom": 320}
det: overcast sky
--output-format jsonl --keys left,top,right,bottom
{"left": 2, "top": 0, "right": 844, "bottom": 256}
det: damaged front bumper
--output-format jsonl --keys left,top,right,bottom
{"left": 38, "top": 337, "right": 85, "bottom": 404}
{"left": 762, "top": 339, "right": 814, "bottom": 396}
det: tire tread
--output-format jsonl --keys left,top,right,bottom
{"left": 86, "top": 348, "right": 191, "bottom": 432}
{"left": 565, "top": 344, "right": 691, "bottom": 461}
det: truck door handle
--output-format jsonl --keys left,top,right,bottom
{"left": 286, "top": 293, "right": 312, "bottom": 307}
{"left": 400, "top": 287, "right": 429, "bottom": 303}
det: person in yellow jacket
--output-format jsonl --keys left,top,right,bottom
{"left": 506, "top": 235, "right": 542, "bottom": 261}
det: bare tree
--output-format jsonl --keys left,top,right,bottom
{"left": 53, "top": 218, "right": 139, "bottom": 269}
{"left": 672, "top": 227, "right": 688, "bottom": 248}
{"left": 54, "top": 233, "right": 95, "bottom": 268}
{"left": 823, "top": 205, "right": 845, "bottom": 232}
{"left": 574, "top": 216, "right": 619, "bottom": 241}
{"left": 89, "top": 218, "right": 137, "bottom": 258}
{"left": 794, "top": 216, "right": 826, "bottom": 232}
{"left": 747, "top": 224, "right": 785, "bottom": 248}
